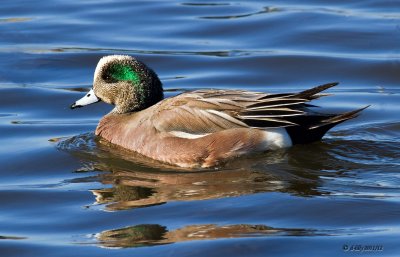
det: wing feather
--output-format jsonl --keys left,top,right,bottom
{"left": 152, "top": 83, "right": 339, "bottom": 134}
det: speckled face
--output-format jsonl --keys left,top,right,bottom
{"left": 96, "top": 58, "right": 145, "bottom": 105}
{"left": 92, "top": 55, "right": 145, "bottom": 109}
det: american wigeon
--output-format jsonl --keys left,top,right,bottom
{"left": 71, "top": 55, "right": 367, "bottom": 168}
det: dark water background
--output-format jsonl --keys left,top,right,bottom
{"left": 1, "top": 1, "right": 400, "bottom": 256}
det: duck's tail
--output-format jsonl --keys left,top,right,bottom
{"left": 237, "top": 82, "right": 368, "bottom": 144}
{"left": 285, "top": 105, "right": 369, "bottom": 145}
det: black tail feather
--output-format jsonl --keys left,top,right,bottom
{"left": 286, "top": 105, "right": 369, "bottom": 145}
{"left": 295, "top": 82, "right": 338, "bottom": 100}
{"left": 313, "top": 105, "right": 370, "bottom": 129}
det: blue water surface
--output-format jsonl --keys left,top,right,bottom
{"left": 0, "top": 1, "right": 399, "bottom": 256}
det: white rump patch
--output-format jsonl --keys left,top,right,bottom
{"left": 169, "top": 131, "right": 209, "bottom": 139}
{"left": 262, "top": 128, "right": 292, "bottom": 150}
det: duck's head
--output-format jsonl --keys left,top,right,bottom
{"left": 71, "top": 55, "right": 164, "bottom": 113}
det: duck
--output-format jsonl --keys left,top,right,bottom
{"left": 71, "top": 55, "right": 367, "bottom": 168}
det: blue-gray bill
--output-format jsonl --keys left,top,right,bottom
{"left": 70, "top": 88, "right": 100, "bottom": 109}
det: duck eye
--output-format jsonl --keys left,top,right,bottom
{"left": 102, "top": 73, "right": 117, "bottom": 83}
{"left": 87, "top": 93, "right": 91, "bottom": 97}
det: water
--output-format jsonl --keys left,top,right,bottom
{"left": 1, "top": 0, "right": 399, "bottom": 256}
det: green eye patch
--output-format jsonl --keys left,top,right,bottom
{"left": 108, "top": 64, "right": 140, "bottom": 84}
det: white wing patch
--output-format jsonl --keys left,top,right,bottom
{"left": 169, "top": 131, "right": 210, "bottom": 139}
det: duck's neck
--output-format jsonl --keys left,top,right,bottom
{"left": 135, "top": 68, "right": 164, "bottom": 112}
{"left": 110, "top": 84, "right": 164, "bottom": 114}
{"left": 122, "top": 75, "right": 165, "bottom": 113}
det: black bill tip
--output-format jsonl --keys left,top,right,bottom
{"left": 70, "top": 103, "right": 82, "bottom": 109}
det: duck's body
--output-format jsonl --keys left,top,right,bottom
{"left": 71, "top": 55, "right": 367, "bottom": 168}
{"left": 95, "top": 90, "right": 293, "bottom": 168}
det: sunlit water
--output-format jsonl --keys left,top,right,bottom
{"left": 1, "top": 1, "right": 399, "bottom": 256}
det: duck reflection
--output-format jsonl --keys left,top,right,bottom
{"left": 58, "top": 133, "right": 336, "bottom": 210}
{"left": 91, "top": 167, "right": 292, "bottom": 210}
{"left": 96, "top": 223, "right": 319, "bottom": 248}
